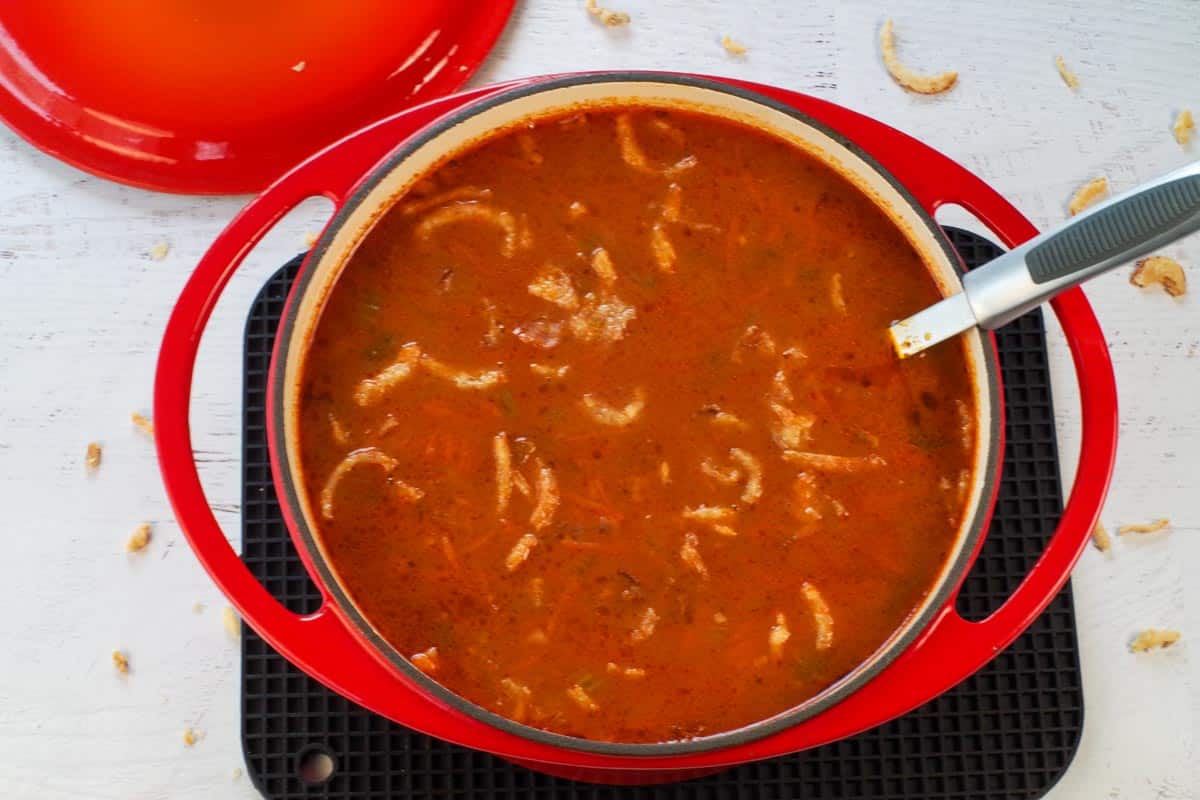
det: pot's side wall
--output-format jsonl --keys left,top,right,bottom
{"left": 272, "top": 75, "right": 1001, "bottom": 757}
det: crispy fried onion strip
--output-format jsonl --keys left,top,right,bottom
{"left": 768, "top": 612, "right": 791, "bottom": 660}
{"left": 494, "top": 432, "right": 513, "bottom": 514}
{"left": 792, "top": 471, "right": 849, "bottom": 525}
{"left": 732, "top": 324, "right": 776, "bottom": 361}
{"left": 530, "top": 363, "right": 569, "bottom": 380}
{"left": 415, "top": 202, "right": 522, "bottom": 258}
{"left": 1117, "top": 518, "right": 1170, "bottom": 536}
{"left": 401, "top": 186, "right": 493, "bottom": 216}
{"left": 614, "top": 113, "right": 698, "bottom": 176}
{"left": 585, "top": 0, "right": 629, "bottom": 27}
{"left": 770, "top": 369, "right": 795, "bottom": 404}
{"left": 1174, "top": 110, "right": 1195, "bottom": 146}
{"left": 682, "top": 504, "right": 735, "bottom": 523}
{"left": 329, "top": 413, "right": 349, "bottom": 444}
{"left": 567, "top": 684, "right": 600, "bottom": 712}
{"left": 606, "top": 662, "right": 646, "bottom": 678}
{"left": 802, "top": 582, "right": 834, "bottom": 650}
{"left": 680, "top": 532, "right": 708, "bottom": 578}
{"left": 505, "top": 533, "right": 539, "bottom": 572}
{"left": 700, "top": 457, "right": 741, "bottom": 485}
{"left": 591, "top": 247, "right": 618, "bottom": 286}
{"left": 650, "top": 223, "right": 676, "bottom": 273}
{"left": 1129, "top": 628, "right": 1181, "bottom": 652}
{"left": 729, "top": 448, "right": 763, "bottom": 504}
{"left": 1131, "top": 256, "right": 1187, "bottom": 297}
{"left": 320, "top": 447, "right": 423, "bottom": 520}
{"left": 580, "top": 387, "right": 645, "bottom": 427}
{"left": 410, "top": 646, "right": 439, "bottom": 675}
{"left": 704, "top": 404, "right": 748, "bottom": 429}
{"left": 528, "top": 264, "right": 580, "bottom": 309}
{"left": 770, "top": 403, "right": 816, "bottom": 451}
{"left": 631, "top": 606, "right": 659, "bottom": 642}
{"left": 1068, "top": 176, "right": 1108, "bottom": 216}
{"left": 482, "top": 299, "right": 502, "bottom": 346}
{"left": 782, "top": 451, "right": 887, "bottom": 472}
{"left": 879, "top": 20, "right": 958, "bottom": 95}
{"left": 354, "top": 343, "right": 422, "bottom": 406}
{"left": 831, "top": 273, "right": 847, "bottom": 314}
{"left": 568, "top": 292, "right": 637, "bottom": 343}
{"left": 421, "top": 354, "right": 506, "bottom": 390}
{"left": 500, "top": 678, "right": 532, "bottom": 722}
{"left": 1054, "top": 55, "right": 1079, "bottom": 90}
{"left": 529, "top": 459, "right": 560, "bottom": 530}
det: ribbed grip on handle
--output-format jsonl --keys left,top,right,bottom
{"left": 1026, "top": 174, "right": 1200, "bottom": 283}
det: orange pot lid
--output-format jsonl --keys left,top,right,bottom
{"left": 0, "top": 0, "right": 514, "bottom": 194}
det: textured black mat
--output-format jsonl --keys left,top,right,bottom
{"left": 240, "top": 228, "right": 1082, "bottom": 799}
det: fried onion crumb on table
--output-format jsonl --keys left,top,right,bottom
{"left": 1129, "top": 628, "right": 1181, "bottom": 653}
{"left": 879, "top": 19, "right": 958, "bottom": 95}
{"left": 585, "top": 0, "right": 630, "bottom": 27}
{"left": 1067, "top": 176, "right": 1108, "bottom": 216}
{"left": 125, "top": 522, "right": 152, "bottom": 553}
{"left": 1131, "top": 256, "right": 1187, "bottom": 297}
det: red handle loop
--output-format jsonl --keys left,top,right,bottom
{"left": 152, "top": 84, "right": 523, "bottom": 710}
{"left": 709, "top": 82, "right": 1118, "bottom": 755}
{"left": 153, "top": 131, "right": 390, "bottom": 702}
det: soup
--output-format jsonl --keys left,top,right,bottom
{"left": 296, "top": 107, "right": 976, "bottom": 743}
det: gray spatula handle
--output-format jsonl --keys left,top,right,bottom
{"left": 962, "top": 161, "right": 1200, "bottom": 330}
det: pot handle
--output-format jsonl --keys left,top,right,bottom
{"left": 795, "top": 123, "right": 1119, "bottom": 735}
{"left": 153, "top": 132, "right": 427, "bottom": 704}
{"left": 894, "top": 142, "right": 1119, "bottom": 665}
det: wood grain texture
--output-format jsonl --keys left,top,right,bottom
{"left": 0, "top": 1, "right": 1196, "bottom": 797}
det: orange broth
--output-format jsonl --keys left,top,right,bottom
{"left": 297, "top": 107, "right": 976, "bottom": 743}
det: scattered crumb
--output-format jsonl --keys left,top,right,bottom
{"left": 585, "top": 0, "right": 630, "bottom": 27}
{"left": 222, "top": 606, "right": 241, "bottom": 640}
{"left": 1067, "top": 176, "right": 1108, "bottom": 216}
{"left": 85, "top": 442, "right": 102, "bottom": 473}
{"left": 291, "top": 61, "right": 306, "bottom": 73}
{"left": 721, "top": 35, "right": 748, "bottom": 57}
{"left": 112, "top": 650, "right": 130, "bottom": 674}
{"left": 1054, "top": 56, "right": 1079, "bottom": 90}
{"left": 303, "top": 231, "right": 319, "bottom": 248}
{"left": 126, "top": 522, "right": 152, "bottom": 553}
{"left": 232, "top": 767, "right": 243, "bottom": 781}
{"left": 1129, "top": 628, "right": 1181, "bottom": 653}
{"left": 1090, "top": 520, "right": 1111, "bottom": 552}
{"left": 879, "top": 19, "right": 958, "bottom": 95}
{"left": 1117, "top": 517, "right": 1170, "bottom": 535}
{"left": 183, "top": 728, "right": 200, "bottom": 747}
{"left": 131, "top": 411, "right": 155, "bottom": 437}
{"left": 148, "top": 241, "right": 170, "bottom": 261}
{"left": 1131, "top": 256, "right": 1187, "bottom": 297}
{"left": 713, "top": 611, "right": 728, "bottom": 624}
{"left": 1174, "top": 110, "right": 1195, "bottom": 146}
{"left": 192, "top": 601, "right": 206, "bottom": 614}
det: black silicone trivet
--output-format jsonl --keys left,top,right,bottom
{"left": 240, "top": 228, "right": 1082, "bottom": 800}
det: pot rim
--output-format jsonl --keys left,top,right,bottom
{"left": 268, "top": 71, "right": 1004, "bottom": 756}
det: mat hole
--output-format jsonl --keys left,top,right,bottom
{"left": 296, "top": 744, "right": 336, "bottom": 786}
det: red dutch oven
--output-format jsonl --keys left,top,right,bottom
{"left": 155, "top": 73, "right": 1117, "bottom": 785}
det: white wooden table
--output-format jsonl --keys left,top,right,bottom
{"left": 1, "top": 2, "right": 1196, "bottom": 797}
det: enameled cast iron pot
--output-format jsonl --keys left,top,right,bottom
{"left": 155, "top": 73, "right": 1118, "bottom": 785}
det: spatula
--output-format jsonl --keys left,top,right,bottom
{"left": 890, "top": 161, "right": 1200, "bottom": 358}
